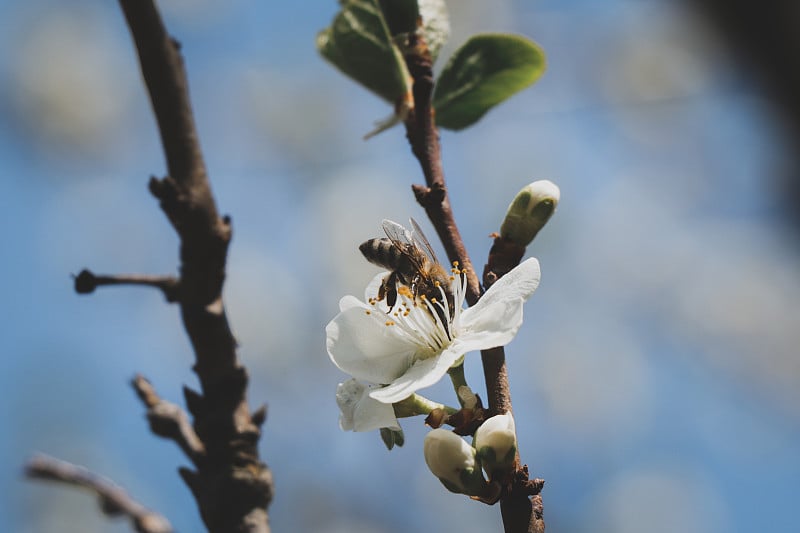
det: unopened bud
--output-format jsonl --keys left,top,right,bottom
{"left": 500, "top": 180, "right": 560, "bottom": 247}
{"left": 474, "top": 412, "right": 517, "bottom": 475}
{"left": 423, "top": 429, "right": 486, "bottom": 495}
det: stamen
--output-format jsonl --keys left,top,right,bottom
{"left": 385, "top": 320, "right": 395, "bottom": 326}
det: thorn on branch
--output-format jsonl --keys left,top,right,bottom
{"left": 132, "top": 375, "right": 206, "bottom": 465}
{"left": 73, "top": 269, "right": 181, "bottom": 302}
{"left": 251, "top": 404, "right": 268, "bottom": 428}
{"left": 25, "top": 453, "right": 173, "bottom": 533}
{"left": 182, "top": 385, "right": 205, "bottom": 418}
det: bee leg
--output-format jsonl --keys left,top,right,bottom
{"left": 380, "top": 272, "right": 399, "bottom": 311}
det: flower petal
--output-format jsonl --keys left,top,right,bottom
{"left": 475, "top": 257, "right": 540, "bottom": 312}
{"left": 337, "top": 379, "right": 400, "bottom": 432}
{"left": 369, "top": 347, "right": 463, "bottom": 404}
{"left": 339, "top": 295, "right": 365, "bottom": 312}
{"left": 457, "top": 297, "right": 525, "bottom": 351}
{"left": 326, "top": 306, "right": 416, "bottom": 384}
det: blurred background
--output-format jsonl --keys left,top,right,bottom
{"left": 2, "top": 0, "right": 799, "bottom": 531}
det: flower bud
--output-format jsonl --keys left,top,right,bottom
{"left": 474, "top": 412, "right": 517, "bottom": 474}
{"left": 423, "top": 429, "right": 485, "bottom": 495}
{"left": 500, "top": 180, "right": 560, "bottom": 247}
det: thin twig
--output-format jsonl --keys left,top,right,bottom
{"left": 74, "top": 269, "right": 180, "bottom": 302}
{"left": 132, "top": 375, "right": 206, "bottom": 465}
{"left": 25, "top": 454, "right": 173, "bottom": 533}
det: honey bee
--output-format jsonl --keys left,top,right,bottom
{"left": 359, "top": 218, "right": 455, "bottom": 319}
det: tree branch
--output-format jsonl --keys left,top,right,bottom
{"left": 25, "top": 454, "right": 173, "bottom": 533}
{"left": 116, "top": 1, "right": 273, "bottom": 531}
{"left": 400, "top": 26, "right": 545, "bottom": 533}
{"left": 402, "top": 33, "right": 481, "bottom": 305}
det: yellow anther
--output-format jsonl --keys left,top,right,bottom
{"left": 365, "top": 310, "right": 371, "bottom": 315}
{"left": 453, "top": 260, "right": 460, "bottom": 267}
{"left": 385, "top": 320, "right": 395, "bottom": 326}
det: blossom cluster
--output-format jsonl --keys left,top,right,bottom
{"left": 326, "top": 257, "right": 540, "bottom": 432}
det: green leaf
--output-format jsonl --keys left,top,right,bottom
{"left": 316, "top": 0, "right": 410, "bottom": 103}
{"left": 433, "top": 34, "right": 546, "bottom": 130}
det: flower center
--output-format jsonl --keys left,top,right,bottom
{"left": 367, "top": 264, "right": 468, "bottom": 361}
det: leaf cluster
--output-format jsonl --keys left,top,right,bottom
{"left": 317, "top": 0, "right": 546, "bottom": 131}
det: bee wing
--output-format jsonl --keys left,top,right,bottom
{"left": 408, "top": 217, "right": 441, "bottom": 264}
{"left": 381, "top": 218, "right": 428, "bottom": 269}
{"left": 381, "top": 219, "right": 413, "bottom": 247}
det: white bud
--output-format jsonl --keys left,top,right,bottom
{"left": 474, "top": 412, "right": 517, "bottom": 473}
{"left": 423, "top": 429, "right": 481, "bottom": 494}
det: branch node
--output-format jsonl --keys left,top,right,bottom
{"left": 412, "top": 182, "right": 446, "bottom": 207}
{"left": 74, "top": 269, "right": 98, "bottom": 294}
{"left": 148, "top": 175, "right": 168, "bottom": 199}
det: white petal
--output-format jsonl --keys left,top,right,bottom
{"left": 339, "top": 295, "right": 365, "bottom": 312}
{"left": 326, "top": 306, "right": 416, "bottom": 384}
{"left": 336, "top": 380, "right": 400, "bottom": 432}
{"left": 474, "top": 257, "right": 540, "bottom": 312}
{"left": 457, "top": 297, "right": 525, "bottom": 351}
{"left": 364, "top": 271, "right": 392, "bottom": 313}
{"left": 368, "top": 347, "right": 463, "bottom": 404}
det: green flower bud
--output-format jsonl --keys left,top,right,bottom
{"left": 500, "top": 180, "right": 560, "bottom": 247}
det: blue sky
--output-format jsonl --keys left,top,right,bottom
{"left": 2, "top": 1, "right": 799, "bottom": 532}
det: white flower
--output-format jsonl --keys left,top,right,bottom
{"left": 474, "top": 412, "right": 517, "bottom": 470}
{"left": 326, "top": 257, "right": 541, "bottom": 404}
{"left": 336, "top": 379, "right": 400, "bottom": 432}
{"left": 423, "top": 428, "right": 479, "bottom": 493}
